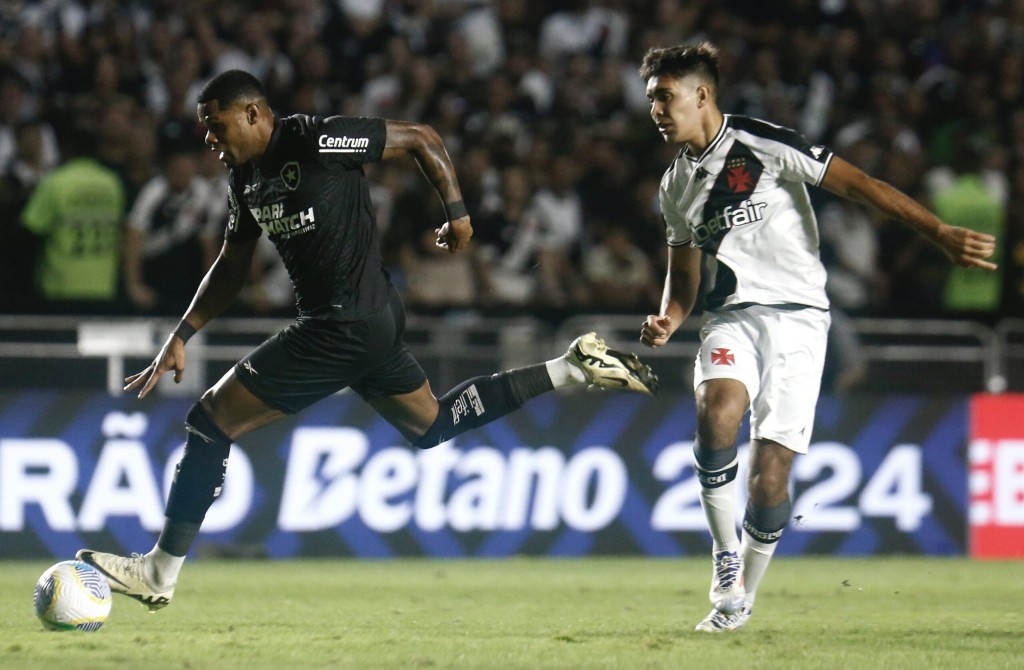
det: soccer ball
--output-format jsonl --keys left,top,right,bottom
{"left": 33, "top": 560, "right": 112, "bottom": 631}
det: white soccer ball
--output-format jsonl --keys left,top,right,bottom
{"left": 33, "top": 560, "right": 113, "bottom": 631}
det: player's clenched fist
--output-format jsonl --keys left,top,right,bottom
{"left": 641, "top": 315, "right": 675, "bottom": 348}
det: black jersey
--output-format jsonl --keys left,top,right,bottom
{"left": 225, "top": 114, "right": 389, "bottom": 319}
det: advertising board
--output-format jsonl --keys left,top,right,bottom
{"left": 0, "top": 391, "right": 968, "bottom": 558}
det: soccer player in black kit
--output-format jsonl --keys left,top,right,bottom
{"left": 77, "top": 70, "right": 659, "bottom": 610}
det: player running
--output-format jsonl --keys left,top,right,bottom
{"left": 78, "top": 70, "right": 658, "bottom": 611}
{"left": 637, "top": 43, "right": 996, "bottom": 632}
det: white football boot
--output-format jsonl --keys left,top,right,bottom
{"left": 76, "top": 549, "right": 174, "bottom": 612}
{"left": 709, "top": 549, "right": 746, "bottom": 614}
{"left": 565, "top": 332, "right": 659, "bottom": 395}
{"left": 694, "top": 605, "right": 753, "bottom": 632}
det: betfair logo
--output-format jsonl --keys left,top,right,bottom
{"left": 693, "top": 199, "right": 768, "bottom": 245}
{"left": 318, "top": 135, "right": 370, "bottom": 153}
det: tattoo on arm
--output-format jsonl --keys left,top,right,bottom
{"left": 385, "top": 120, "right": 463, "bottom": 209}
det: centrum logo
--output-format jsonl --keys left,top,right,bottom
{"left": 318, "top": 135, "right": 370, "bottom": 153}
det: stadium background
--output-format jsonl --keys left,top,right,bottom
{"left": 0, "top": 1, "right": 1021, "bottom": 561}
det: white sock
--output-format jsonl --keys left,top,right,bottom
{"left": 740, "top": 531, "right": 779, "bottom": 608}
{"left": 145, "top": 546, "right": 185, "bottom": 588}
{"left": 699, "top": 477, "right": 740, "bottom": 553}
{"left": 545, "top": 357, "right": 586, "bottom": 387}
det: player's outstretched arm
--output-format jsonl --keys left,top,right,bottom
{"left": 381, "top": 119, "right": 472, "bottom": 252}
{"left": 124, "top": 238, "right": 257, "bottom": 398}
{"left": 820, "top": 156, "right": 998, "bottom": 270}
{"left": 642, "top": 245, "right": 702, "bottom": 348}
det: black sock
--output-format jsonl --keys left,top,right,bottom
{"left": 156, "top": 519, "right": 203, "bottom": 557}
{"left": 413, "top": 364, "right": 553, "bottom": 449}
{"left": 505, "top": 363, "right": 554, "bottom": 405}
{"left": 163, "top": 403, "right": 231, "bottom": 549}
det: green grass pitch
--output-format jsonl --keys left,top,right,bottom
{"left": 2, "top": 557, "right": 1022, "bottom": 669}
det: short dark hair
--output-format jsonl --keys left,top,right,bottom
{"left": 197, "top": 70, "right": 266, "bottom": 107}
{"left": 639, "top": 42, "right": 720, "bottom": 89}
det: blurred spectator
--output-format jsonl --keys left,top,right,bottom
{"left": 577, "top": 134, "right": 636, "bottom": 233}
{"left": 582, "top": 224, "right": 660, "bottom": 311}
{"left": 323, "top": 0, "right": 396, "bottom": 97}
{"left": 289, "top": 42, "right": 345, "bottom": 117}
{"left": 381, "top": 154, "right": 479, "bottom": 312}
{"left": 927, "top": 146, "right": 1007, "bottom": 315}
{"left": 628, "top": 173, "right": 670, "bottom": 264}
{"left": 722, "top": 47, "right": 802, "bottom": 130}
{"left": 499, "top": 154, "right": 589, "bottom": 310}
{"left": 834, "top": 86, "right": 923, "bottom": 159}
{"left": 360, "top": 36, "right": 415, "bottom": 118}
{"left": 148, "top": 39, "right": 206, "bottom": 153}
{"left": 243, "top": 235, "right": 297, "bottom": 317}
{"left": 538, "top": 0, "right": 630, "bottom": 60}
{"left": 821, "top": 306, "right": 867, "bottom": 394}
{"left": 474, "top": 165, "right": 539, "bottom": 308}
{"left": 19, "top": 127, "right": 125, "bottom": 314}
{"left": 817, "top": 137, "right": 888, "bottom": 312}
{"left": 0, "top": 119, "right": 48, "bottom": 312}
{"left": 464, "top": 72, "right": 535, "bottom": 158}
{"left": 123, "top": 149, "right": 219, "bottom": 315}
{"left": 450, "top": 1, "right": 506, "bottom": 78}
{"left": 399, "top": 226, "right": 479, "bottom": 312}
{"left": 0, "top": 71, "right": 59, "bottom": 175}
{"left": 0, "top": 0, "right": 1016, "bottom": 324}
{"left": 1005, "top": 158, "right": 1024, "bottom": 313}
{"left": 506, "top": 52, "right": 554, "bottom": 119}
{"left": 195, "top": 146, "right": 229, "bottom": 231}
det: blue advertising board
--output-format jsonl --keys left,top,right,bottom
{"left": 0, "top": 390, "right": 967, "bottom": 559}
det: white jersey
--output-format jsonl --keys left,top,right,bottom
{"left": 659, "top": 114, "right": 833, "bottom": 311}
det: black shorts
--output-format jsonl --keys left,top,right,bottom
{"left": 233, "top": 288, "right": 427, "bottom": 414}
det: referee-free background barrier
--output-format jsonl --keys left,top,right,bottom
{"left": 4, "top": 388, "right": 1018, "bottom": 561}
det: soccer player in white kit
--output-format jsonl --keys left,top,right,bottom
{"left": 637, "top": 43, "right": 998, "bottom": 632}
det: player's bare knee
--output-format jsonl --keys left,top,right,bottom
{"left": 747, "top": 461, "right": 791, "bottom": 505}
{"left": 696, "top": 398, "right": 746, "bottom": 448}
{"left": 696, "top": 412, "right": 743, "bottom": 449}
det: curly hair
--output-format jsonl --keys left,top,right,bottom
{"left": 197, "top": 70, "right": 266, "bottom": 107}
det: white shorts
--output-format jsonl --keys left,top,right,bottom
{"left": 693, "top": 305, "right": 831, "bottom": 454}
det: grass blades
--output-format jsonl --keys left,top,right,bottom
{"left": 2, "top": 557, "right": 1022, "bottom": 669}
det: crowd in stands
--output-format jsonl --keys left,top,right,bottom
{"left": 0, "top": 0, "right": 1021, "bottom": 322}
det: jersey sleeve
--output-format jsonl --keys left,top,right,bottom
{"left": 305, "top": 115, "right": 386, "bottom": 168}
{"left": 775, "top": 133, "right": 834, "bottom": 186}
{"left": 126, "top": 180, "right": 160, "bottom": 232}
{"left": 223, "top": 168, "right": 262, "bottom": 243}
{"left": 659, "top": 169, "right": 692, "bottom": 247}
